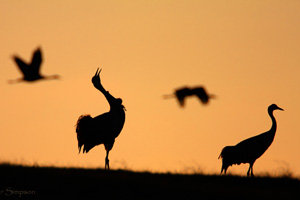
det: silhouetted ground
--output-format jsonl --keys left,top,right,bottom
{"left": 0, "top": 163, "right": 299, "bottom": 200}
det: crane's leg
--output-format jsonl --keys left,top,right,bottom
{"left": 247, "top": 164, "right": 251, "bottom": 177}
{"left": 220, "top": 167, "right": 227, "bottom": 175}
{"left": 105, "top": 150, "right": 110, "bottom": 170}
{"left": 250, "top": 164, "right": 254, "bottom": 177}
{"left": 247, "top": 163, "right": 254, "bottom": 177}
{"left": 224, "top": 167, "right": 228, "bottom": 174}
{"left": 221, "top": 163, "right": 228, "bottom": 175}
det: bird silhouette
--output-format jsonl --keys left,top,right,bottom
{"left": 9, "top": 47, "right": 60, "bottom": 83}
{"left": 164, "top": 86, "right": 216, "bottom": 107}
{"left": 76, "top": 68, "right": 126, "bottom": 170}
{"left": 218, "top": 104, "right": 284, "bottom": 176}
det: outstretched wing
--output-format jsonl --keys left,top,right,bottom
{"left": 13, "top": 56, "right": 30, "bottom": 77}
{"left": 193, "top": 87, "right": 209, "bottom": 104}
{"left": 175, "top": 87, "right": 190, "bottom": 107}
{"left": 31, "top": 48, "right": 42, "bottom": 74}
{"left": 176, "top": 93, "right": 186, "bottom": 107}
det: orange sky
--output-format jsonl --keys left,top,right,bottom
{"left": 1, "top": 0, "right": 300, "bottom": 176}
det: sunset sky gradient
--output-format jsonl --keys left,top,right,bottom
{"left": 1, "top": 0, "right": 300, "bottom": 176}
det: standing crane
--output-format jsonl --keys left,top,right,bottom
{"left": 76, "top": 68, "right": 126, "bottom": 170}
{"left": 164, "top": 86, "right": 216, "bottom": 107}
{"left": 9, "top": 47, "right": 60, "bottom": 83}
{"left": 218, "top": 104, "right": 284, "bottom": 176}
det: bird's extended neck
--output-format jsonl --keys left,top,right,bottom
{"left": 268, "top": 109, "right": 277, "bottom": 137}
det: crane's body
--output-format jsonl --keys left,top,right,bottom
{"left": 218, "top": 104, "right": 283, "bottom": 176}
{"left": 76, "top": 68, "right": 126, "bottom": 170}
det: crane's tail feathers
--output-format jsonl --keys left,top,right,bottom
{"left": 76, "top": 114, "right": 93, "bottom": 154}
{"left": 218, "top": 148, "right": 226, "bottom": 159}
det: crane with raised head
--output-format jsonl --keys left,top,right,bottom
{"left": 76, "top": 68, "right": 126, "bottom": 170}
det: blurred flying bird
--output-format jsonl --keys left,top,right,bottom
{"left": 163, "top": 86, "right": 216, "bottom": 107}
{"left": 9, "top": 47, "right": 60, "bottom": 83}
{"left": 218, "top": 104, "right": 284, "bottom": 177}
{"left": 76, "top": 68, "right": 126, "bottom": 170}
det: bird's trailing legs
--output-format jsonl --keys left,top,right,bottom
{"left": 105, "top": 150, "right": 110, "bottom": 170}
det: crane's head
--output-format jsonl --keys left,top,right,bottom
{"left": 92, "top": 68, "right": 102, "bottom": 88}
{"left": 269, "top": 104, "right": 284, "bottom": 112}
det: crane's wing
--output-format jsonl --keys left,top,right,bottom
{"left": 76, "top": 113, "right": 114, "bottom": 153}
{"left": 13, "top": 56, "right": 30, "bottom": 77}
{"left": 176, "top": 94, "right": 185, "bottom": 107}
{"left": 31, "top": 48, "right": 42, "bottom": 74}
{"left": 235, "top": 132, "right": 272, "bottom": 161}
{"left": 89, "top": 113, "right": 115, "bottom": 140}
{"left": 193, "top": 87, "right": 209, "bottom": 104}
{"left": 175, "top": 88, "right": 190, "bottom": 107}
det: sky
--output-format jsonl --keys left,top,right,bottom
{"left": 1, "top": 0, "right": 300, "bottom": 176}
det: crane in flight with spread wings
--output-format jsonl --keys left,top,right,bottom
{"left": 9, "top": 47, "right": 60, "bottom": 83}
{"left": 164, "top": 86, "right": 216, "bottom": 107}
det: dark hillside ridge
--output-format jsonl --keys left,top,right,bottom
{"left": 0, "top": 164, "right": 299, "bottom": 200}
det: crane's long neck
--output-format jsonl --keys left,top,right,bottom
{"left": 268, "top": 109, "right": 277, "bottom": 138}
